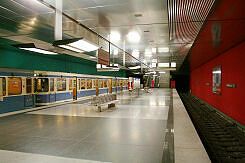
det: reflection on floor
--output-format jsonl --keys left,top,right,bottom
{"left": 0, "top": 89, "right": 171, "bottom": 163}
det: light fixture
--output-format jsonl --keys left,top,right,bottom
{"left": 132, "top": 50, "right": 139, "bottom": 58}
{"left": 109, "top": 32, "right": 121, "bottom": 42}
{"left": 113, "top": 49, "right": 119, "bottom": 55}
{"left": 152, "top": 59, "right": 157, "bottom": 63}
{"left": 89, "top": 56, "right": 96, "bottom": 59}
{"left": 96, "top": 64, "right": 102, "bottom": 68}
{"left": 102, "top": 65, "right": 109, "bottom": 68}
{"left": 171, "top": 62, "right": 176, "bottom": 68}
{"left": 152, "top": 48, "right": 157, "bottom": 53}
{"left": 13, "top": 43, "right": 58, "bottom": 55}
{"left": 159, "top": 71, "right": 166, "bottom": 74}
{"left": 150, "top": 71, "right": 156, "bottom": 74}
{"left": 128, "top": 66, "right": 141, "bottom": 69}
{"left": 127, "top": 31, "right": 140, "bottom": 43}
{"left": 158, "top": 63, "right": 169, "bottom": 67}
{"left": 145, "top": 49, "right": 152, "bottom": 57}
{"left": 213, "top": 70, "right": 221, "bottom": 74}
{"left": 53, "top": 38, "right": 100, "bottom": 53}
{"left": 152, "top": 63, "right": 157, "bottom": 68}
{"left": 158, "top": 47, "right": 169, "bottom": 53}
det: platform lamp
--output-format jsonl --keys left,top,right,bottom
{"left": 13, "top": 43, "right": 58, "bottom": 55}
{"left": 53, "top": 38, "right": 100, "bottom": 53}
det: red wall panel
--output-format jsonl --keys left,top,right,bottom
{"left": 191, "top": 41, "right": 245, "bottom": 125}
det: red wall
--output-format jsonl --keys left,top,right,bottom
{"left": 190, "top": 41, "right": 245, "bottom": 125}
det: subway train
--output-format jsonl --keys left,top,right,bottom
{"left": 0, "top": 69, "right": 128, "bottom": 114}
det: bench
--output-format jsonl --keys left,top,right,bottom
{"left": 91, "top": 94, "right": 119, "bottom": 112}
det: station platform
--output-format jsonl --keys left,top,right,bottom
{"left": 0, "top": 89, "right": 210, "bottom": 163}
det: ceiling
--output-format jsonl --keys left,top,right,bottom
{"left": 0, "top": 0, "right": 215, "bottom": 70}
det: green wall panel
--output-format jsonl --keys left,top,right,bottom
{"left": 0, "top": 45, "right": 127, "bottom": 77}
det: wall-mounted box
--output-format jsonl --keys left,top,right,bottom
{"left": 226, "top": 83, "right": 236, "bottom": 88}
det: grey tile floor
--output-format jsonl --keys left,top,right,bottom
{"left": 0, "top": 89, "right": 171, "bottom": 163}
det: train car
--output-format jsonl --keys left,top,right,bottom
{"left": 0, "top": 69, "right": 128, "bottom": 115}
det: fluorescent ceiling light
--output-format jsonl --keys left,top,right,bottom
{"left": 159, "top": 71, "right": 166, "bottom": 74}
{"left": 96, "top": 64, "right": 101, "bottom": 68}
{"left": 14, "top": 43, "right": 58, "bottom": 55}
{"left": 127, "top": 31, "right": 140, "bottom": 43}
{"left": 59, "top": 45, "right": 84, "bottom": 53}
{"left": 89, "top": 56, "right": 96, "bottom": 59}
{"left": 53, "top": 38, "right": 100, "bottom": 53}
{"left": 152, "top": 63, "right": 157, "bottom": 68}
{"left": 158, "top": 63, "right": 169, "bottom": 67}
{"left": 109, "top": 31, "right": 121, "bottom": 42}
{"left": 128, "top": 66, "right": 141, "bottom": 69}
{"left": 152, "top": 48, "right": 157, "bottom": 53}
{"left": 132, "top": 50, "right": 139, "bottom": 58}
{"left": 158, "top": 47, "right": 169, "bottom": 53}
{"left": 102, "top": 65, "right": 109, "bottom": 68}
{"left": 150, "top": 71, "right": 156, "bottom": 74}
{"left": 213, "top": 70, "right": 221, "bottom": 74}
{"left": 152, "top": 59, "right": 157, "bottom": 63}
{"left": 171, "top": 62, "right": 176, "bottom": 68}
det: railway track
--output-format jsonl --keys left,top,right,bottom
{"left": 179, "top": 93, "right": 245, "bottom": 163}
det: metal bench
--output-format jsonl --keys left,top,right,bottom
{"left": 91, "top": 94, "right": 119, "bottom": 112}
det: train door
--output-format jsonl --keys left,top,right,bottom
{"left": 95, "top": 78, "right": 99, "bottom": 96}
{"left": 109, "top": 79, "right": 112, "bottom": 93}
{"left": 73, "top": 77, "right": 77, "bottom": 100}
{"left": 120, "top": 80, "right": 123, "bottom": 91}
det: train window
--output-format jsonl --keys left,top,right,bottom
{"left": 81, "top": 79, "right": 86, "bottom": 89}
{"left": 78, "top": 79, "right": 80, "bottom": 90}
{"left": 35, "top": 78, "right": 49, "bottom": 92}
{"left": 99, "top": 80, "right": 103, "bottom": 88}
{"left": 87, "top": 79, "right": 92, "bottom": 89}
{"left": 103, "top": 80, "right": 108, "bottom": 88}
{"left": 112, "top": 80, "right": 116, "bottom": 87}
{"left": 26, "top": 78, "right": 32, "bottom": 93}
{"left": 69, "top": 79, "right": 73, "bottom": 90}
{"left": 0, "top": 77, "right": 6, "bottom": 96}
{"left": 57, "top": 78, "right": 66, "bottom": 91}
{"left": 93, "top": 79, "right": 98, "bottom": 88}
{"left": 8, "top": 77, "right": 22, "bottom": 95}
{"left": 50, "top": 78, "right": 54, "bottom": 92}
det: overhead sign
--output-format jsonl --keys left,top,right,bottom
{"left": 98, "top": 49, "right": 110, "bottom": 66}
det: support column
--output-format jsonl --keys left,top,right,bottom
{"left": 55, "top": 0, "right": 63, "bottom": 40}
{"left": 123, "top": 40, "right": 126, "bottom": 66}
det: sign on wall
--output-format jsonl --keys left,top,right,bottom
{"left": 212, "top": 66, "right": 222, "bottom": 95}
{"left": 98, "top": 49, "right": 110, "bottom": 66}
